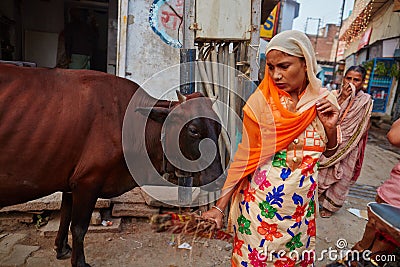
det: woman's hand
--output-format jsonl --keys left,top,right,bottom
{"left": 316, "top": 98, "right": 339, "bottom": 130}
{"left": 338, "top": 82, "right": 353, "bottom": 105}
{"left": 317, "top": 98, "right": 340, "bottom": 156}
{"left": 202, "top": 207, "right": 224, "bottom": 229}
{"left": 201, "top": 188, "right": 234, "bottom": 229}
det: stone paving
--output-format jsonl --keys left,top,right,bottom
{"left": 0, "top": 187, "right": 190, "bottom": 266}
{"left": 1, "top": 126, "right": 399, "bottom": 266}
{"left": 0, "top": 234, "right": 39, "bottom": 267}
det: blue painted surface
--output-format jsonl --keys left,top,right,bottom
{"left": 366, "top": 58, "right": 395, "bottom": 113}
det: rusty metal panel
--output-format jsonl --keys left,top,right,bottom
{"left": 195, "top": 0, "right": 251, "bottom": 41}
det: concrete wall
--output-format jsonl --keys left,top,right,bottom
{"left": 123, "top": 0, "right": 181, "bottom": 100}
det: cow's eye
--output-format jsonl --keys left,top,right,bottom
{"left": 188, "top": 125, "right": 200, "bottom": 138}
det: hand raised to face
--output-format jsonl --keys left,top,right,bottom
{"left": 316, "top": 98, "right": 339, "bottom": 131}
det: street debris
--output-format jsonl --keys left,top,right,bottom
{"left": 101, "top": 220, "right": 113, "bottom": 226}
{"left": 347, "top": 208, "right": 368, "bottom": 220}
{"left": 178, "top": 242, "right": 192, "bottom": 250}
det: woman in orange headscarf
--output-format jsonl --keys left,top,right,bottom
{"left": 203, "top": 30, "right": 340, "bottom": 266}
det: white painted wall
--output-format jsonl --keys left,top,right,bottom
{"left": 280, "top": 0, "right": 299, "bottom": 32}
{"left": 195, "top": 0, "right": 251, "bottom": 40}
{"left": 123, "top": 0, "right": 181, "bottom": 100}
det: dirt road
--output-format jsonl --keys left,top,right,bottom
{"left": 1, "top": 126, "right": 399, "bottom": 267}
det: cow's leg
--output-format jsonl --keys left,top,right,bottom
{"left": 70, "top": 187, "right": 99, "bottom": 267}
{"left": 55, "top": 192, "right": 72, "bottom": 259}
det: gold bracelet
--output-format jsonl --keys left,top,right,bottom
{"left": 212, "top": 205, "right": 225, "bottom": 217}
{"left": 326, "top": 142, "right": 339, "bottom": 151}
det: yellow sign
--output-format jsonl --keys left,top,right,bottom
{"left": 260, "top": 3, "right": 280, "bottom": 40}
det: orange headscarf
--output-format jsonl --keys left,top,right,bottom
{"left": 222, "top": 30, "right": 339, "bottom": 191}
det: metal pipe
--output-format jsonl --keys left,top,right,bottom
{"left": 224, "top": 45, "right": 230, "bottom": 126}
{"left": 249, "top": 0, "right": 262, "bottom": 81}
{"left": 179, "top": 49, "right": 196, "bottom": 94}
{"left": 197, "top": 60, "right": 231, "bottom": 156}
{"left": 204, "top": 50, "right": 214, "bottom": 96}
{"left": 217, "top": 45, "right": 227, "bottom": 168}
{"left": 178, "top": 0, "right": 195, "bottom": 206}
{"left": 211, "top": 49, "right": 220, "bottom": 98}
{"left": 116, "top": 0, "right": 128, "bottom": 77}
{"left": 228, "top": 52, "right": 236, "bottom": 157}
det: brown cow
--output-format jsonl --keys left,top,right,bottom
{"left": 0, "top": 64, "right": 223, "bottom": 267}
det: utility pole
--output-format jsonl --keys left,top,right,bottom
{"left": 178, "top": 0, "right": 195, "bottom": 206}
{"left": 249, "top": 0, "right": 262, "bottom": 82}
{"left": 332, "top": 0, "right": 346, "bottom": 86}
{"left": 180, "top": 0, "right": 195, "bottom": 95}
{"left": 314, "top": 18, "right": 322, "bottom": 52}
{"left": 305, "top": 17, "right": 310, "bottom": 33}
{"left": 305, "top": 17, "right": 322, "bottom": 51}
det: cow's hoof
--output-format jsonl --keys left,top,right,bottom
{"left": 56, "top": 244, "right": 72, "bottom": 259}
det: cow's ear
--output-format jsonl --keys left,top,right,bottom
{"left": 135, "top": 107, "right": 170, "bottom": 124}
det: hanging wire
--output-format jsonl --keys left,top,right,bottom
{"left": 165, "top": 2, "right": 183, "bottom": 47}
{"left": 203, "top": 44, "right": 213, "bottom": 60}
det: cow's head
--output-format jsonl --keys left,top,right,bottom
{"left": 136, "top": 91, "right": 223, "bottom": 190}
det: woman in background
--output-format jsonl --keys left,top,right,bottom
{"left": 318, "top": 65, "right": 373, "bottom": 218}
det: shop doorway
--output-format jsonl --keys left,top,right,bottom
{"left": 0, "top": 0, "right": 117, "bottom": 74}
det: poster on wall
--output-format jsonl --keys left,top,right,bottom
{"left": 336, "top": 41, "right": 346, "bottom": 60}
{"left": 260, "top": 3, "right": 280, "bottom": 40}
{"left": 358, "top": 27, "right": 372, "bottom": 50}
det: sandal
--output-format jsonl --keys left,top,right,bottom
{"left": 320, "top": 208, "right": 333, "bottom": 218}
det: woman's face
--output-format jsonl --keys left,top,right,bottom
{"left": 343, "top": 70, "right": 364, "bottom": 91}
{"left": 266, "top": 50, "right": 307, "bottom": 94}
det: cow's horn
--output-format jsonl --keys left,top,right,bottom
{"left": 176, "top": 90, "right": 187, "bottom": 103}
{"left": 210, "top": 96, "right": 218, "bottom": 105}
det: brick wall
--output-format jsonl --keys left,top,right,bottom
{"left": 307, "top": 24, "right": 339, "bottom": 62}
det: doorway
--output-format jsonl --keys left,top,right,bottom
{"left": 0, "top": 0, "right": 117, "bottom": 74}
{"left": 64, "top": 1, "right": 111, "bottom": 72}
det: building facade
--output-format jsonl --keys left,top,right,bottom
{"left": 307, "top": 24, "right": 340, "bottom": 87}
{"left": 339, "top": 0, "right": 400, "bottom": 120}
